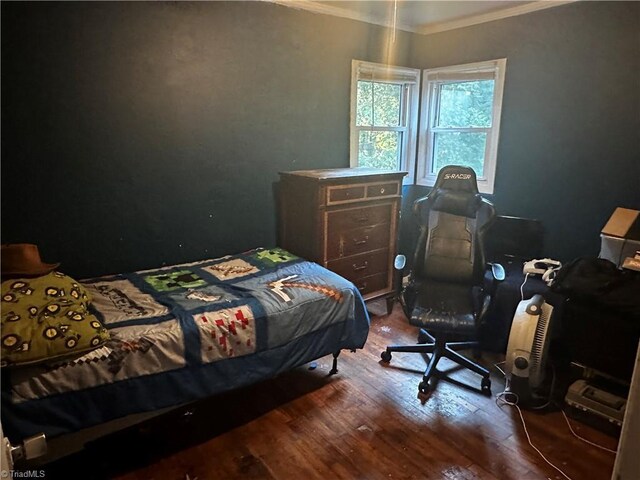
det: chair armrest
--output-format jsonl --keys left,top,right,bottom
{"left": 394, "top": 255, "right": 406, "bottom": 294}
{"left": 489, "top": 262, "right": 505, "bottom": 282}
{"left": 393, "top": 255, "right": 407, "bottom": 309}
{"left": 484, "top": 263, "right": 505, "bottom": 298}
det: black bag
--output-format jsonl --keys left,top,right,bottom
{"left": 551, "top": 257, "right": 640, "bottom": 317}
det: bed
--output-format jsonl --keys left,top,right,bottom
{"left": 1, "top": 247, "right": 370, "bottom": 450}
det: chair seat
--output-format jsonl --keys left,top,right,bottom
{"left": 408, "top": 281, "right": 477, "bottom": 334}
{"left": 410, "top": 307, "right": 476, "bottom": 334}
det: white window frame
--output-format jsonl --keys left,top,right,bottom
{"left": 350, "top": 60, "right": 420, "bottom": 184}
{"left": 417, "top": 58, "right": 507, "bottom": 194}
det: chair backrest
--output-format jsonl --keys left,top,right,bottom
{"left": 412, "top": 165, "right": 495, "bottom": 285}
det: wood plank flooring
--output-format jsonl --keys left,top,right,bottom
{"left": 49, "top": 303, "right": 618, "bottom": 480}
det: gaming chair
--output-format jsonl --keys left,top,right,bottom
{"left": 381, "top": 165, "right": 504, "bottom": 395}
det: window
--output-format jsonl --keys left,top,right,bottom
{"left": 350, "top": 60, "right": 420, "bottom": 183}
{"left": 417, "top": 59, "right": 507, "bottom": 194}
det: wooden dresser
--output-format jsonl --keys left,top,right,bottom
{"left": 278, "top": 168, "right": 406, "bottom": 310}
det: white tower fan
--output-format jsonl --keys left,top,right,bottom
{"left": 505, "top": 294, "right": 555, "bottom": 403}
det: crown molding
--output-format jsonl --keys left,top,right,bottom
{"left": 265, "top": 1, "right": 578, "bottom": 37}
{"left": 264, "top": 0, "right": 419, "bottom": 33}
{"left": 417, "top": 1, "right": 579, "bottom": 36}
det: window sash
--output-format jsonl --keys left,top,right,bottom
{"left": 350, "top": 60, "right": 420, "bottom": 184}
{"left": 432, "top": 81, "right": 495, "bottom": 129}
{"left": 355, "top": 62, "right": 420, "bottom": 84}
{"left": 355, "top": 81, "right": 407, "bottom": 128}
{"left": 427, "top": 130, "right": 491, "bottom": 180}
{"left": 357, "top": 130, "right": 405, "bottom": 171}
{"left": 424, "top": 83, "right": 495, "bottom": 182}
{"left": 426, "top": 72, "right": 495, "bottom": 82}
{"left": 430, "top": 127, "right": 491, "bottom": 134}
{"left": 356, "top": 125, "right": 408, "bottom": 172}
{"left": 355, "top": 126, "right": 406, "bottom": 133}
{"left": 417, "top": 58, "right": 506, "bottom": 194}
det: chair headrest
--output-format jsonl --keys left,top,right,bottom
{"left": 432, "top": 165, "right": 479, "bottom": 194}
{"left": 421, "top": 166, "right": 482, "bottom": 218}
{"left": 431, "top": 189, "right": 481, "bottom": 218}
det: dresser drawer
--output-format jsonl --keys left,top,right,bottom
{"left": 326, "top": 185, "right": 365, "bottom": 204}
{"left": 353, "top": 272, "right": 389, "bottom": 296}
{"left": 367, "top": 182, "right": 399, "bottom": 198}
{"left": 327, "top": 249, "right": 389, "bottom": 281}
{"left": 326, "top": 204, "right": 392, "bottom": 232}
{"left": 326, "top": 223, "right": 390, "bottom": 259}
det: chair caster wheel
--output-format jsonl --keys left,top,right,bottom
{"left": 381, "top": 350, "right": 392, "bottom": 363}
{"left": 418, "top": 380, "right": 432, "bottom": 395}
{"left": 481, "top": 377, "right": 491, "bottom": 395}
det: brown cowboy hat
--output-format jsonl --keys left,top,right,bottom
{"left": 1, "top": 244, "right": 60, "bottom": 277}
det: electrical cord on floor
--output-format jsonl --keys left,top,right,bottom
{"left": 494, "top": 361, "right": 555, "bottom": 409}
{"left": 493, "top": 362, "right": 617, "bottom": 480}
{"left": 561, "top": 410, "right": 617, "bottom": 454}
{"left": 494, "top": 360, "right": 506, "bottom": 377}
{"left": 496, "top": 390, "right": 574, "bottom": 480}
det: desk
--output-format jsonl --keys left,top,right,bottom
{"left": 482, "top": 259, "right": 639, "bottom": 381}
{"left": 562, "top": 295, "right": 639, "bottom": 382}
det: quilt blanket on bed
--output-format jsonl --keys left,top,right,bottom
{"left": 1, "top": 247, "right": 370, "bottom": 439}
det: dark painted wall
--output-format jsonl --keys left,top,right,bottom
{"left": 1, "top": 1, "right": 411, "bottom": 277}
{"left": 2, "top": 1, "right": 638, "bottom": 278}
{"left": 401, "top": 1, "right": 640, "bottom": 262}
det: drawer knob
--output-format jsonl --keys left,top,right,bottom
{"left": 353, "top": 261, "right": 369, "bottom": 271}
{"left": 380, "top": 187, "right": 385, "bottom": 194}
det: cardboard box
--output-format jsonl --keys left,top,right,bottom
{"left": 600, "top": 208, "right": 640, "bottom": 268}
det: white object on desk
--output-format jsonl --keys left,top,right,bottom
{"left": 600, "top": 207, "right": 640, "bottom": 268}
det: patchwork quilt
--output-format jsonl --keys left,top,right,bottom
{"left": 1, "top": 248, "right": 370, "bottom": 440}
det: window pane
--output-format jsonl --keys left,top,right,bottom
{"left": 436, "top": 80, "right": 494, "bottom": 128}
{"left": 373, "top": 82, "right": 401, "bottom": 127}
{"left": 433, "top": 132, "right": 486, "bottom": 177}
{"left": 358, "top": 130, "right": 401, "bottom": 170}
{"left": 356, "top": 81, "right": 373, "bottom": 126}
{"left": 356, "top": 81, "right": 401, "bottom": 127}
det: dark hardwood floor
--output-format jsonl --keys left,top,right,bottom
{"left": 49, "top": 302, "right": 618, "bottom": 480}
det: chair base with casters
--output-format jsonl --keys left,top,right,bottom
{"left": 381, "top": 328, "right": 491, "bottom": 395}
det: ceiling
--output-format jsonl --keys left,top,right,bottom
{"left": 271, "top": 1, "right": 575, "bottom": 35}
